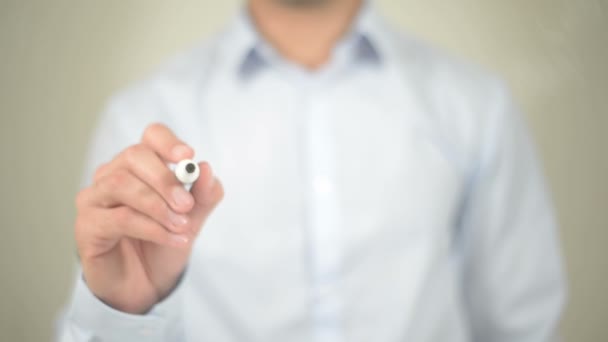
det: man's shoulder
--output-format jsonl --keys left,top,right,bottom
{"left": 385, "top": 24, "right": 515, "bottom": 124}
{"left": 385, "top": 27, "right": 505, "bottom": 101}
{"left": 382, "top": 24, "right": 514, "bottom": 170}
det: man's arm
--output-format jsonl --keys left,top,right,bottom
{"left": 57, "top": 98, "right": 222, "bottom": 341}
{"left": 460, "top": 82, "right": 566, "bottom": 341}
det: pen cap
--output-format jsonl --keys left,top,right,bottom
{"left": 174, "top": 159, "right": 200, "bottom": 184}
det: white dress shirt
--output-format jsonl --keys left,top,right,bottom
{"left": 59, "top": 4, "right": 565, "bottom": 342}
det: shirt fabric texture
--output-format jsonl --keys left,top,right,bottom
{"left": 59, "top": 4, "right": 566, "bottom": 342}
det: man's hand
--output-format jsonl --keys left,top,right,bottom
{"left": 74, "top": 123, "right": 224, "bottom": 314}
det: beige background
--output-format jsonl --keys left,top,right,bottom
{"left": 1, "top": 0, "right": 606, "bottom": 340}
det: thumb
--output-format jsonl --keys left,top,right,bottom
{"left": 189, "top": 161, "right": 224, "bottom": 235}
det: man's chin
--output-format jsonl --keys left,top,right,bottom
{"left": 275, "top": 0, "right": 332, "bottom": 8}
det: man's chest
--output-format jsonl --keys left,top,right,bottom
{"left": 170, "top": 77, "right": 469, "bottom": 338}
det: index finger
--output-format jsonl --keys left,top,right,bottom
{"left": 141, "top": 123, "right": 194, "bottom": 163}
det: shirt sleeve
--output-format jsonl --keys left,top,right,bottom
{"left": 57, "top": 269, "right": 186, "bottom": 342}
{"left": 460, "top": 82, "right": 567, "bottom": 341}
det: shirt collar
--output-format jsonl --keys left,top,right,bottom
{"left": 226, "top": 1, "right": 385, "bottom": 79}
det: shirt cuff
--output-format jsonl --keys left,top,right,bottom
{"left": 66, "top": 273, "right": 184, "bottom": 341}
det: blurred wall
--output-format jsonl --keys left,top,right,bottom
{"left": 0, "top": 1, "right": 606, "bottom": 341}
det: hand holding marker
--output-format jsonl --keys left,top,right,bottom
{"left": 74, "top": 123, "right": 224, "bottom": 314}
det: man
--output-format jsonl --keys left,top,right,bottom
{"left": 59, "top": 0, "right": 566, "bottom": 341}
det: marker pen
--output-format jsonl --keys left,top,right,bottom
{"left": 174, "top": 159, "right": 200, "bottom": 191}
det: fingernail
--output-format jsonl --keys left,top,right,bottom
{"left": 168, "top": 234, "right": 189, "bottom": 246}
{"left": 168, "top": 211, "right": 189, "bottom": 227}
{"left": 172, "top": 144, "right": 191, "bottom": 159}
{"left": 172, "top": 186, "right": 193, "bottom": 208}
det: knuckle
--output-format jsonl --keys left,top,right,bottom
{"left": 122, "top": 144, "right": 144, "bottom": 166}
{"left": 93, "top": 163, "right": 108, "bottom": 182}
{"left": 75, "top": 188, "right": 89, "bottom": 209}
{"left": 143, "top": 123, "right": 167, "bottom": 141}
{"left": 104, "top": 170, "right": 130, "bottom": 190}
{"left": 112, "top": 206, "right": 133, "bottom": 226}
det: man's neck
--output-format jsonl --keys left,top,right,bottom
{"left": 248, "top": 0, "right": 363, "bottom": 70}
